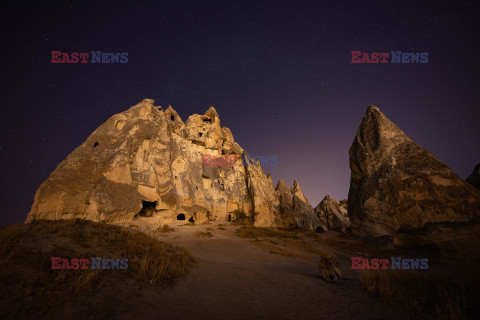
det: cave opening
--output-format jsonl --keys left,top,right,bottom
{"left": 137, "top": 200, "right": 157, "bottom": 217}
{"left": 177, "top": 214, "right": 186, "bottom": 220}
{"left": 93, "top": 142, "right": 99, "bottom": 148}
{"left": 171, "top": 115, "right": 175, "bottom": 121}
{"left": 188, "top": 217, "right": 195, "bottom": 223}
{"left": 202, "top": 118, "right": 212, "bottom": 123}
{"left": 198, "top": 132, "right": 203, "bottom": 137}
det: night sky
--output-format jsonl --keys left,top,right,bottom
{"left": 1, "top": 1, "right": 479, "bottom": 225}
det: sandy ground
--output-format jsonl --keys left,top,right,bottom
{"left": 130, "top": 222, "right": 408, "bottom": 320}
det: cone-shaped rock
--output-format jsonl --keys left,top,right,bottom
{"left": 292, "top": 179, "right": 308, "bottom": 204}
{"left": 314, "top": 195, "right": 350, "bottom": 233}
{"left": 273, "top": 179, "right": 323, "bottom": 230}
{"left": 466, "top": 163, "right": 480, "bottom": 189}
{"left": 348, "top": 106, "right": 480, "bottom": 244}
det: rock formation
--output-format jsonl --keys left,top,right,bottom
{"left": 466, "top": 163, "right": 480, "bottom": 189}
{"left": 26, "top": 99, "right": 320, "bottom": 230}
{"left": 348, "top": 105, "right": 480, "bottom": 245}
{"left": 274, "top": 179, "right": 323, "bottom": 230}
{"left": 314, "top": 195, "right": 350, "bottom": 233}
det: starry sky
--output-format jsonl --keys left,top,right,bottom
{"left": 1, "top": 0, "right": 479, "bottom": 225}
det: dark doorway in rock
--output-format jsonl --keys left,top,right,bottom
{"left": 171, "top": 115, "right": 175, "bottom": 121}
{"left": 202, "top": 118, "right": 212, "bottom": 123}
{"left": 188, "top": 217, "right": 195, "bottom": 223}
{"left": 137, "top": 200, "right": 157, "bottom": 217}
{"left": 93, "top": 142, "right": 99, "bottom": 148}
{"left": 198, "top": 132, "right": 203, "bottom": 137}
{"left": 177, "top": 214, "right": 186, "bottom": 220}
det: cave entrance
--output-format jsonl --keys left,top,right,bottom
{"left": 137, "top": 200, "right": 157, "bottom": 217}
{"left": 188, "top": 217, "right": 195, "bottom": 223}
{"left": 177, "top": 214, "right": 186, "bottom": 221}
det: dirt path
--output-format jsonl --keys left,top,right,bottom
{"left": 135, "top": 222, "right": 407, "bottom": 320}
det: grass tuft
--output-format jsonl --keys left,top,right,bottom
{"left": 155, "top": 224, "right": 175, "bottom": 233}
{"left": 194, "top": 231, "right": 214, "bottom": 238}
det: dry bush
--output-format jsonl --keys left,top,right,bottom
{"left": 251, "top": 239, "right": 305, "bottom": 258}
{"left": 0, "top": 219, "right": 197, "bottom": 319}
{"left": 155, "top": 224, "right": 175, "bottom": 233}
{"left": 194, "top": 231, "right": 213, "bottom": 238}
{"left": 360, "top": 265, "right": 480, "bottom": 319}
{"left": 231, "top": 210, "right": 254, "bottom": 227}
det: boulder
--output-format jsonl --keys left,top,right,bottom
{"left": 348, "top": 105, "right": 480, "bottom": 245}
{"left": 314, "top": 195, "right": 350, "bottom": 233}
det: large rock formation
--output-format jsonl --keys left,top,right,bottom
{"left": 348, "top": 106, "right": 480, "bottom": 245}
{"left": 466, "top": 163, "right": 480, "bottom": 189}
{"left": 314, "top": 195, "right": 350, "bottom": 233}
{"left": 275, "top": 179, "right": 323, "bottom": 230}
{"left": 26, "top": 99, "right": 319, "bottom": 230}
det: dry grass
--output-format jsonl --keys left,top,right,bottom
{"left": 194, "top": 231, "right": 214, "bottom": 238}
{"left": 0, "top": 219, "right": 197, "bottom": 319}
{"left": 360, "top": 266, "right": 480, "bottom": 319}
{"left": 236, "top": 227, "right": 299, "bottom": 239}
{"left": 281, "top": 238, "right": 331, "bottom": 256}
{"left": 308, "top": 232, "right": 386, "bottom": 257}
{"left": 251, "top": 239, "right": 305, "bottom": 258}
{"left": 155, "top": 224, "right": 175, "bottom": 233}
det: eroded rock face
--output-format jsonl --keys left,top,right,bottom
{"left": 314, "top": 195, "right": 350, "bottom": 233}
{"left": 26, "top": 99, "right": 316, "bottom": 230}
{"left": 348, "top": 106, "right": 480, "bottom": 244}
{"left": 466, "top": 163, "right": 480, "bottom": 189}
{"left": 275, "top": 179, "right": 323, "bottom": 230}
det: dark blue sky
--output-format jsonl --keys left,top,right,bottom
{"left": 1, "top": 0, "right": 479, "bottom": 224}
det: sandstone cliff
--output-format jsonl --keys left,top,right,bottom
{"left": 348, "top": 106, "right": 480, "bottom": 245}
{"left": 26, "top": 99, "right": 319, "bottom": 230}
